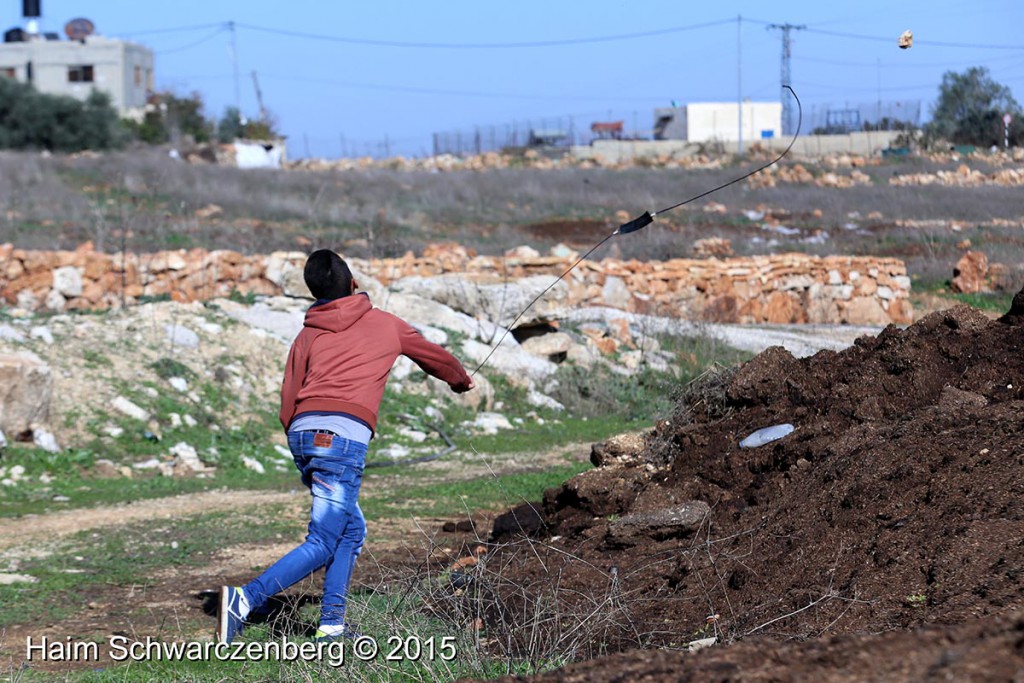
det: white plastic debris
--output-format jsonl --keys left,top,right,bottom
{"left": 739, "top": 423, "right": 795, "bottom": 449}
{"left": 687, "top": 636, "right": 717, "bottom": 652}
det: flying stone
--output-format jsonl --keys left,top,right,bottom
{"left": 898, "top": 30, "right": 913, "bottom": 49}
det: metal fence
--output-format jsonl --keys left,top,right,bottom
{"left": 802, "top": 100, "right": 922, "bottom": 135}
{"left": 429, "top": 115, "right": 649, "bottom": 156}
{"left": 432, "top": 101, "right": 922, "bottom": 157}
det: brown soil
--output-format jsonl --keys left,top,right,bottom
{"left": 480, "top": 291, "right": 1024, "bottom": 681}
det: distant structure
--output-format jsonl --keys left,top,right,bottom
{"left": 0, "top": 1, "right": 154, "bottom": 119}
{"left": 590, "top": 121, "right": 623, "bottom": 140}
{"left": 654, "top": 102, "right": 782, "bottom": 143}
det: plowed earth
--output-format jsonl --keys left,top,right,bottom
{"left": 479, "top": 290, "right": 1024, "bottom": 682}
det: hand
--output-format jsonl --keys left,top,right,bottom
{"left": 453, "top": 379, "right": 476, "bottom": 393}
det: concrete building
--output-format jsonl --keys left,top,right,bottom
{"left": 654, "top": 102, "right": 782, "bottom": 143}
{"left": 0, "top": 33, "right": 153, "bottom": 119}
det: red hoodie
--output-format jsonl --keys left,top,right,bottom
{"left": 279, "top": 293, "right": 472, "bottom": 434}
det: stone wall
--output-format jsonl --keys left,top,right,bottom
{"left": 0, "top": 243, "right": 913, "bottom": 325}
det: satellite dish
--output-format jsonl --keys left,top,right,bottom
{"left": 64, "top": 18, "right": 95, "bottom": 41}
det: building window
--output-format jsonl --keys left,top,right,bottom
{"left": 68, "top": 65, "right": 94, "bottom": 83}
{"left": 134, "top": 65, "right": 141, "bottom": 86}
{"left": 1, "top": 67, "right": 15, "bottom": 79}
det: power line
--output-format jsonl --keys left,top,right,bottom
{"left": 155, "top": 26, "right": 228, "bottom": 55}
{"left": 803, "top": 27, "right": 1024, "bottom": 51}
{"left": 257, "top": 73, "right": 672, "bottom": 103}
{"left": 232, "top": 18, "right": 736, "bottom": 49}
{"left": 118, "top": 22, "right": 228, "bottom": 37}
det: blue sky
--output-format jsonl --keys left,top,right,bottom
{"left": 6, "top": 0, "right": 1023, "bottom": 157}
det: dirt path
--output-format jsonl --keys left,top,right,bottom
{"left": 0, "top": 489, "right": 302, "bottom": 552}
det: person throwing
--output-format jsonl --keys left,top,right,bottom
{"left": 218, "top": 249, "right": 474, "bottom": 643}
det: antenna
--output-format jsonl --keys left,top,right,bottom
{"left": 767, "top": 23, "right": 806, "bottom": 135}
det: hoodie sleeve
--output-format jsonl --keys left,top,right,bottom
{"left": 395, "top": 317, "right": 473, "bottom": 392}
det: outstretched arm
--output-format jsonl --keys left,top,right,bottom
{"left": 396, "top": 319, "right": 474, "bottom": 392}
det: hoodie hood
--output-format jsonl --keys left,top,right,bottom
{"left": 304, "top": 292, "right": 373, "bottom": 333}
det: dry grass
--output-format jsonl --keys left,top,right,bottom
{"left": 2, "top": 149, "right": 1024, "bottom": 286}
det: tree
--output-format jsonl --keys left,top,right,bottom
{"left": 217, "top": 105, "right": 282, "bottom": 142}
{"left": 0, "top": 78, "right": 128, "bottom": 152}
{"left": 928, "top": 67, "right": 1022, "bottom": 147}
{"left": 217, "top": 106, "right": 245, "bottom": 143}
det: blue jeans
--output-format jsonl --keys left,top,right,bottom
{"left": 242, "top": 430, "right": 367, "bottom": 626}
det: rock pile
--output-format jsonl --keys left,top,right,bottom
{"left": 889, "top": 163, "right": 1024, "bottom": 187}
{"left": 0, "top": 243, "right": 913, "bottom": 326}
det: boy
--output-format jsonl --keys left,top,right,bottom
{"left": 218, "top": 249, "right": 474, "bottom": 643}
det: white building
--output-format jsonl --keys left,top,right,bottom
{"left": 654, "top": 102, "right": 782, "bottom": 143}
{"left": 0, "top": 33, "right": 153, "bottom": 119}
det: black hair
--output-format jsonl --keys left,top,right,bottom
{"left": 304, "top": 250, "right": 354, "bottom": 300}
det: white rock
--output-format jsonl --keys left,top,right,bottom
{"left": 527, "top": 391, "right": 565, "bottom": 411}
{"left": 0, "top": 324, "right": 26, "bottom": 342}
{"left": 411, "top": 323, "right": 448, "bottom": 346}
{"left": 29, "top": 326, "right": 54, "bottom": 345}
{"left": 465, "top": 412, "right": 513, "bottom": 435}
{"left": 15, "top": 291, "right": 37, "bottom": 310}
{"left": 273, "top": 444, "right": 292, "bottom": 460}
{"left": 0, "top": 351, "right": 53, "bottom": 436}
{"left": 241, "top": 455, "right": 265, "bottom": 474}
{"left": 602, "top": 276, "right": 632, "bottom": 309}
{"left": 378, "top": 444, "right": 410, "bottom": 459}
{"left": 398, "top": 428, "right": 428, "bottom": 443}
{"left": 33, "top": 429, "right": 59, "bottom": 453}
{"left": 9, "top": 465, "right": 25, "bottom": 479}
{"left": 1, "top": 479, "right": 14, "bottom": 487}
{"left": 169, "top": 413, "right": 183, "bottom": 428}
{"left": 520, "top": 332, "right": 573, "bottom": 360}
{"left": 183, "top": 414, "right": 198, "bottom": 427}
{"left": 104, "top": 425, "right": 125, "bottom": 438}
{"left": 51, "top": 266, "right": 83, "bottom": 298}
{"left": 165, "top": 324, "right": 200, "bottom": 349}
{"left": 143, "top": 387, "right": 159, "bottom": 398}
{"left": 38, "top": 472, "right": 52, "bottom": 484}
{"left": 0, "top": 573, "right": 38, "bottom": 584}
{"left": 45, "top": 288, "right": 66, "bottom": 312}
{"left": 168, "top": 377, "right": 189, "bottom": 392}
{"left": 390, "top": 356, "right": 415, "bottom": 381}
{"left": 199, "top": 322, "right": 223, "bottom": 335}
{"left": 133, "top": 458, "right": 163, "bottom": 469}
{"left": 461, "top": 339, "right": 557, "bottom": 388}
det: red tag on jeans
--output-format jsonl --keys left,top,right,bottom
{"left": 313, "top": 432, "right": 333, "bottom": 448}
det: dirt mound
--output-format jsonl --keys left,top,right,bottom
{"left": 481, "top": 294, "right": 1024, "bottom": 678}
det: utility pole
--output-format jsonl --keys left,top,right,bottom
{"left": 767, "top": 22, "right": 805, "bottom": 135}
{"left": 251, "top": 71, "right": 268, "bottom": 124}
{"left": 737, "top": 14, "right": 743, "bottom": 157}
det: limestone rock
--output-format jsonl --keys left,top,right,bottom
{"left": 520, "top": 332, "right": 573, "bottom": 361}
{"left": 951, "top": 251, "right": 989, "bottom": 294}
{"left": 0, "top": 351, "right": 53, "bottom": 436}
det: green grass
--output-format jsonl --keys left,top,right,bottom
{"left": 0, "top": 505, "right": 298, "bottom": 629}
{"left": 945, "top": 291, "right": 1014, "bottom": 313}
{"left": 4, "top": 458, "right": 600, "bottom": 682}
{"left": 912, "top": 277, "right": 1015, "bottom": 314}
{"left": 365, "top": 460, "right": 591, "bottom": 519}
